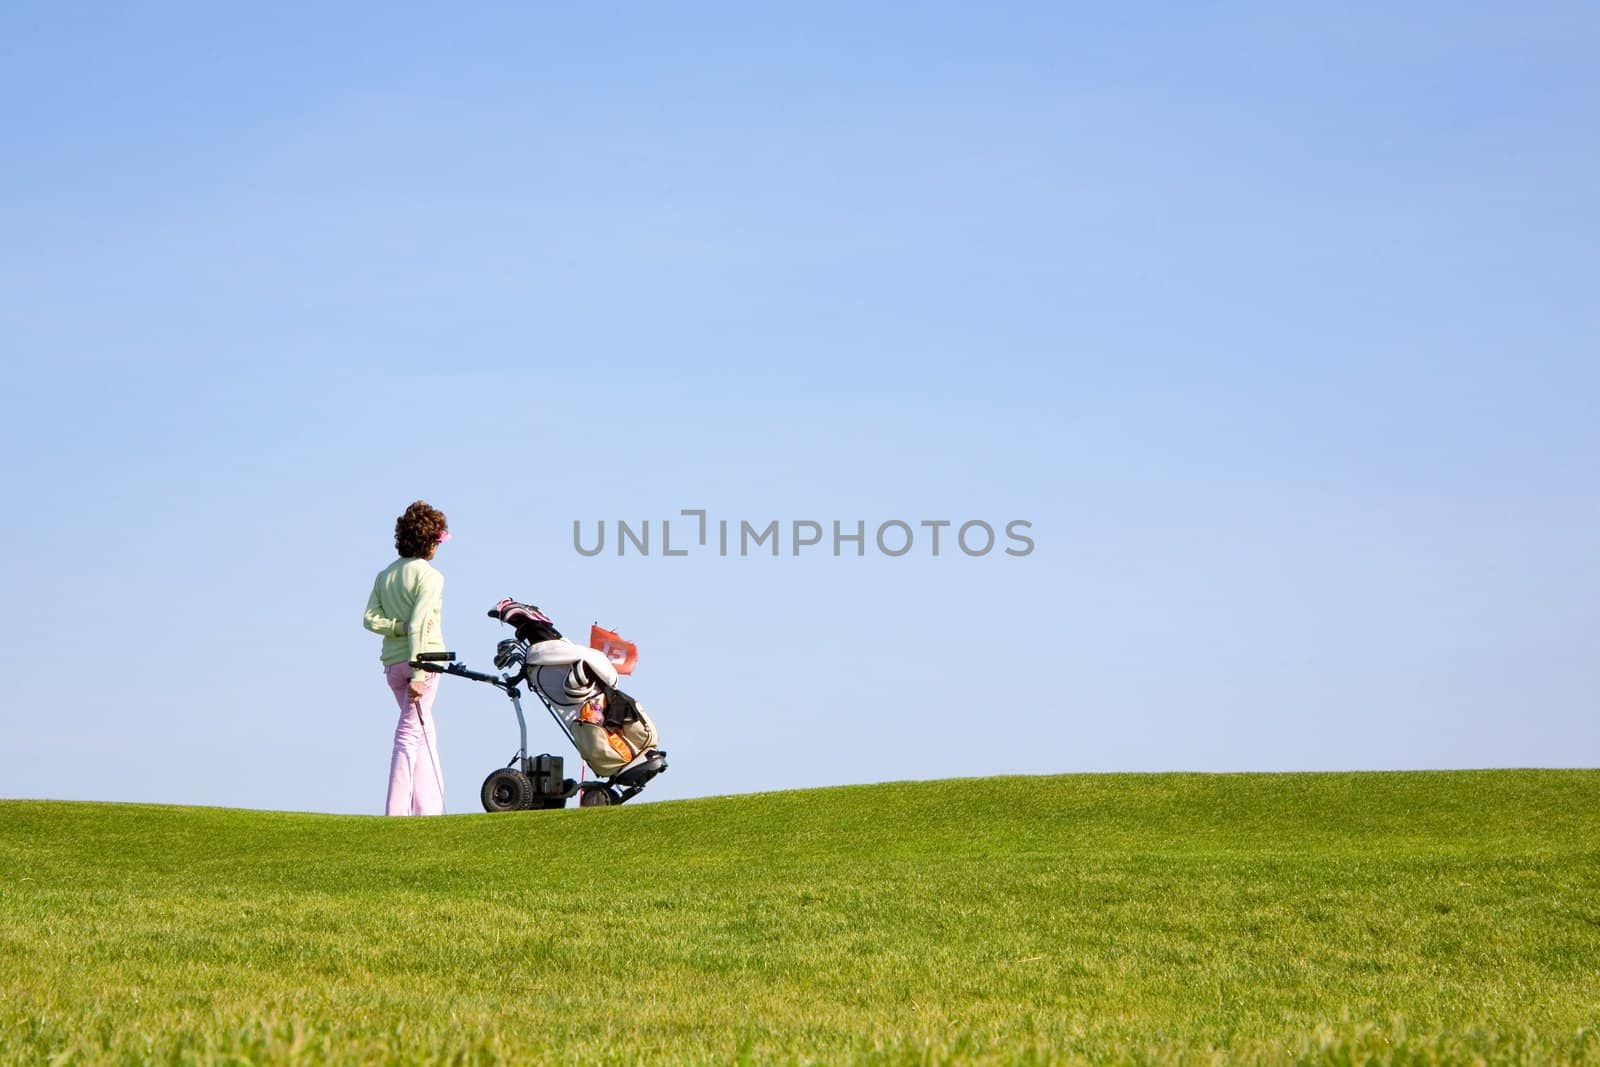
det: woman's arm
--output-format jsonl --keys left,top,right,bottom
{"left": 363, "top": 583, "right": 405, "bottom": 637}
{"left": 406, "top": 568, "right": 444, "bottom": 682}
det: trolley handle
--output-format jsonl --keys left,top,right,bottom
{"left": 410, "top": 658, "right": 509, "bottom": 687}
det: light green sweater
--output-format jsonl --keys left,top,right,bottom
{"left": 363, "top": 556, "right": 446, "bottom": 682}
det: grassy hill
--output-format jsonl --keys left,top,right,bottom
{"left": 2, "top": 770, "right": 1598, "bottom": 1065}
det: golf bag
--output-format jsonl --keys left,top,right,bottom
{"left": 526, "top": 638, "right": 659, "bottom": 777}
{"left": 491, "top": 602, "right": 660, "bottom": 778}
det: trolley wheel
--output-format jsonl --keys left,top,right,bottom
{"left": 578, "top": 784, "right": 616, "bottom": 808}
{"left": 481, "top": 768, "right": 535, "bottom": 813}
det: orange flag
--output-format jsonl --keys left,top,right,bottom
{"left": 590, "top": 624, "right": 638, "bottom": 675}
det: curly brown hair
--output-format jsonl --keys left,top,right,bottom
{"left": 394, "top": 501, "right": 448, "bottom": 559}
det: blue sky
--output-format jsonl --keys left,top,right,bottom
{"left": 2, "top": 3, "right": 1595, "bottom": 813}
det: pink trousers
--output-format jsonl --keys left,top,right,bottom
{"left": 385, "top": 662, "right": 444, "bottom": 816}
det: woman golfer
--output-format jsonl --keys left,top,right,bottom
{"left": 363, "top": 501, "right": 450, "bottom": 815}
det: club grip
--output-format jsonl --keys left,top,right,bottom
{"left": 416, "top": 651, "right": 456, "bottom": 662}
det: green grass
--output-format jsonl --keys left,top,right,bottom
{"left": 2, "top": 770, "right": 1599, "bottom": 1065}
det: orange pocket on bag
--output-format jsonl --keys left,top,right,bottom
{"left": 604, "top": 730, "right": 636, "bottom": 763}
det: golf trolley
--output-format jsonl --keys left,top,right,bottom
{"left": 412, "top": 651, "right": 668, "bottom": 812}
